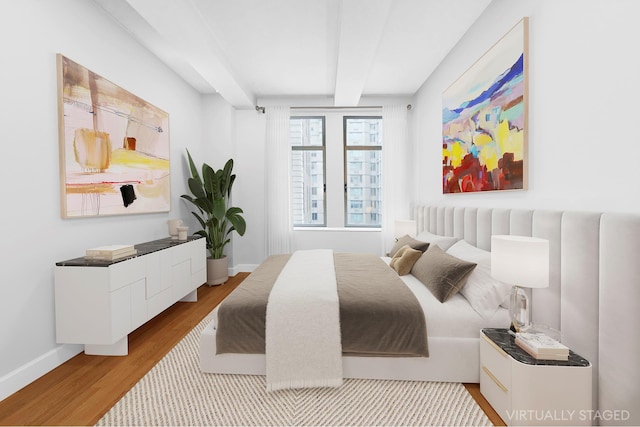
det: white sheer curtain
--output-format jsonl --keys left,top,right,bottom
{"left": 381, "top": 104, "right": 411, "bottom": 254}
{"left": 265, "top": 106, "right": 293, "bottom": 256}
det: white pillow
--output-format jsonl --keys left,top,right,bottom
{"left": 446, "top": 240, "right": 512, "bottom": 318}
{"left": 415, "top": 231, "right": 460, "bottom": 252}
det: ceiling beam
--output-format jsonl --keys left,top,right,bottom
{"left": 127, "top": 0, "right": 256, "bottom": 108}
{"left": 333, "top": 0, "right": 394, "bottom": 106}
{"left": 92, "top": 0, "right": 209, "bottom": 94}
{"left": 94, "top": 0, "right": 256, "bottom": 108}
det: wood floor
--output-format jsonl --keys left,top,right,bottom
{"left": 0, "top": 273, "right": 504, "bottom": 426}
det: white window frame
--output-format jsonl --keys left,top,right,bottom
{"left": 343, "top": 116, "right": 382, "bottom": 228}
{"left": 290, "top": 111, "right": 382, "bottom": 229}
{"left": 290, "top": 116, "right": 326, "bottom": 227}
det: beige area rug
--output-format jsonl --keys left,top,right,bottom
{"left": 97, "top": 316, "right": 492, "bottom": 427}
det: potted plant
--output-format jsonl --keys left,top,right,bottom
{"left": 181, "top": 149, "right": 246, "bottom": 285}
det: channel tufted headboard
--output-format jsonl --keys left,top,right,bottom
{"left": 414, "top": 205, "right": 640, "bottom": 426}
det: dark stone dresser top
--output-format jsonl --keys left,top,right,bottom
{"left": 56, "top": 236, "right": 203, "bottom": 267}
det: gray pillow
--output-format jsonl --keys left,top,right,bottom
{"left": 388, "top": 235, "right": 429, "bottom": 257}
{"left": 410, "top": 245, "right": 477, "bottom": 303}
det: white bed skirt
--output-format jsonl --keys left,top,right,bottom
{"left": 199, "top": 317, "right": 484, "bottom": 383}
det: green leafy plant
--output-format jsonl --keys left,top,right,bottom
{"left": 181, "top": 149, "right": 246, "bottom": 259}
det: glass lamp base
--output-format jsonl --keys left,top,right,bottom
{"left": 509, "top": 285, "right": 530, "bottom": 333}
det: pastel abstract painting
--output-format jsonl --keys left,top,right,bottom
{"left": 442, "top": 18, "right": 528, "bottom": 194}
{"left": 57, "top": 54, "right": 170, "bottom": 218}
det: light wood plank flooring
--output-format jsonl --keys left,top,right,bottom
{"left": 0, "top": 273, "right": 504, "bottom": 426}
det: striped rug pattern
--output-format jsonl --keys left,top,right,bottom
{"left": 97, "top": 316, "right": 492, "bottom": 426}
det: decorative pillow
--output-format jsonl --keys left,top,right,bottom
{"left": 410, "top": 245, "right": 477, "bottom": 303}
{"left": 415, "top": 231, "right": 460, "bottom": 252}
{"left": 388, "top": 235, "right": 429, "bottom": 258}
{"left": 389, "top": 245, "right": 423, "bottom": 276}
{"left": 446, "top": 240, "right": 513, "bottom": 318}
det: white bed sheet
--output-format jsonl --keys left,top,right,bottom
{"left": 381, "top": 257, "right": 510, "bottom": 338}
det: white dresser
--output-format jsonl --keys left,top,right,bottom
{"left": 480, "top": 328, "right": 592, "bottom": 426}
{"left": 55, "top": 237, "right": 206, "bottom": 356}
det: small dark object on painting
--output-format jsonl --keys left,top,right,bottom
{"left": 120, "top": 184, "right": 137, "bottom": 207}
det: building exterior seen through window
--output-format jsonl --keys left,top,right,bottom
{"left": 290, "top": 115, "right": 382, "bottom": 228}
{"left": 291, "top": 117, "right": 325, "bottom": 226}
{"left": 344, "top": 117, "right": 382, "bottom": 227}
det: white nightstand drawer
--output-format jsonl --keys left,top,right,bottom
{"left": 480, "top": 364, "right": 510, "bottom": 421}
{"left": 480, "top": 332, "right": 511, "bottom": 387}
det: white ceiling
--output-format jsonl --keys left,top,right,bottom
{"left": 93, "top": 0, "right": 491, "bottom": 109}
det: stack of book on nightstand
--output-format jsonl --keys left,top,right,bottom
{"left": 85, "top": 244, "right": 137, "bottom": 261}
{"left": 515, "top": 332, "right": 570, "bottom": 360}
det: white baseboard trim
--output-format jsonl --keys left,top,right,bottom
{"left": 1, "top": 263, "right": 259, "bottom": 402}
{"left": 228, "top": 264, "right": 259, "bottom": 276}
{"left": 0, "top": 344, "right": 83, "bottom": 402}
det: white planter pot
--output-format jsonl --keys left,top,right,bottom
{"left": 207, "top": 256, "right": 228, "bottom": 286}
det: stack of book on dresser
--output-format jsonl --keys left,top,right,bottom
{"left": 515, "top": 332, "right": 569, "bottom": 361}
{"left": 85, "top": 244, "right": 137, "bottom": 261}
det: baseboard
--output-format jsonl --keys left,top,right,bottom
{"left": 0, "top": 344, "right": 83, "bottom": 402}
{"left": 228, "top": 264, "right": 259, "bottom": 276}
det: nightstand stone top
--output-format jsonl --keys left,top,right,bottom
{"left": 482, "top": 328, "right": 590, "bottom": 367}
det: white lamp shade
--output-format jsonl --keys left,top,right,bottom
{"left": 491, "top": 235, "right": 549, "bottom": 288}
{"left": 394, "top": 220, "right": 416, "bottom": 238}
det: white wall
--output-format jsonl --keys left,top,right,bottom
{"left": 0, "top": 0, "right": 205, "bottom": 400}
{"left": 411, "top": 0, "right": 640, "bottom": 214}
{"left": 232, "top": 109, "right": 267, "bottom": 271}
{"left": 196, "top": 94, "right": 239, "bottom": 265}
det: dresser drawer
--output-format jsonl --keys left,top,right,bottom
{"left": 109, "top": 256, "right": 146, "bottom": 291}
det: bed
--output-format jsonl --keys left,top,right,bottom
{"left": 200, "top": 222, "right": 511, "bottom": 384}
{"left": 200, "top": 204, "right": 640, "bottom": 425}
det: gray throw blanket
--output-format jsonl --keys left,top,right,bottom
{"left": 216, "top": 252, "right": 428, "bottom": 357}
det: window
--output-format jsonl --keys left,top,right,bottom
{"left": 344, "top": 117, "right": 382, "bottom": 227}
{"left": 291, "top": 117, "right": 325, "bottom": 226}
{"left": 290, "top": 113, "right": 382, "bottom": 228}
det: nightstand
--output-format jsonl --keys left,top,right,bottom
{"left": 480, "top": 328, "right": 592, "bottom": 426}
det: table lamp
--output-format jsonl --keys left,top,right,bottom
{"left": 491, "top": 235, "right": 549, "bottom": 333}
{"left": 394, "top": 219, "right": 416, "bottom": 238}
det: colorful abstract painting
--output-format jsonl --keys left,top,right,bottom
{"left": 57, "top": 54, "right": 170, "bottom": 218}
{"left": 442, "top": 18, "right": 528, "bottom": 194}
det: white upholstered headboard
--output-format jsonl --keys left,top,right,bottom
{"left": 414, "top": 205, "right": 639, "bottom": 426}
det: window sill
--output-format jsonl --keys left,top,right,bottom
{"left": 293, "top": 227, "right": 381, "bottom": 232}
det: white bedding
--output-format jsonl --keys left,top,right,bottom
{"left": 265, "top": 249, "right": 342, "bottom": 390}
{"left": 381, "top": 257, "right": 510, "bottom": 338}
{"left": 201, "top": 253, "right": 510, "bottom": 382}
{"left": 211, "top": 258, "right": 509, "bottom": 340}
